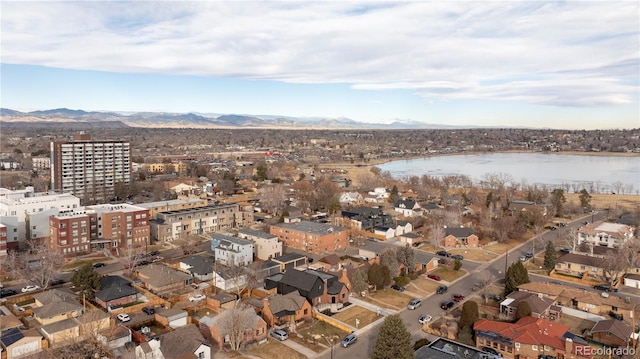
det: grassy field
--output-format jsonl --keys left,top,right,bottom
{"left": 364, "top": 288, "right": 413, "bottom": 309}
{"left": 429, "top": 267, "right": 468, "bottom": 283}
{"left": 332, "top": 305, "right": 379, "bottom": 329}
{"left": 247, "top": 340, "right": 309, "bottom": 359}
{"left": 296, "top": 320, "right": 349, "bottom": 341}
{"left": 409, "top": 276, "right": 441, "bottom": 294}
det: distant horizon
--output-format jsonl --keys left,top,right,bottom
{"left": 1, "top": 2, "right": 638, "bottom": 130}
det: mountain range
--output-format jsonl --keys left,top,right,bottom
{"left": 0, "top": 108, "right": 466, "bottom": 129}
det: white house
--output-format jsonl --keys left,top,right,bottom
{"left": 365, "top": 187, "right": 389, "bottom": 203}
{"left": 578, "top": 221, "right": 635, "bottom": 248}
{"left": 237, "top": 228, "right": 282, "bottom": 261}
{"left": 395, "top": 221, "right": 413, "bottom": 236}
{"left": 339, "top": 191, "right": 363, "bottom": 205}
{"left": 212, "top": 265, "right": 248, "bottom": 292}
{"left": 213, "top": 234, "right": 254, "bottom": 267}
{"left": 394, "top": 198, "right": 421, "bottom": 217}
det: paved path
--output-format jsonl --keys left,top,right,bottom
{"left": 279, "top": 337, "right": 321, "bottom": 358}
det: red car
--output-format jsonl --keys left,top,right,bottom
{"left": 427, "top": 274, "right": 441, "bottom": 281}
{"left": 453, "top": 294, "right": 465, "bottom": 302}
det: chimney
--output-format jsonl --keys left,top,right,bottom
{"left": 564, "top": 337, "right": 573, "bottom": 355}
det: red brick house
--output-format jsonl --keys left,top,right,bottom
{"left": 201, "top": 309, "right": 267, "bottom": 349}
{"left": 589, "top": 319, "right": 632, "bottom": 348}
{"left": 443, "top": 227, "right": 479, "bottom": 248}
{"left": 253, "top": 291, "right": 313, "bottom": 327}
{"left": 474, "top": 316, "right": 593, "bottom": 359}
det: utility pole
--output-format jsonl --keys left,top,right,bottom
{"left": 504, "top": 249, "right": 508, "bottom": 276}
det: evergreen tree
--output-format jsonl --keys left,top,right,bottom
{"left": 255, "top": 164, "right": 268, "bottom": 181}
{"left": 349, "top": 268, "right": 369, "bottom": 294}
{"left": 396, "top": 244, "right": 416, "bottom": 274}
{"left": 380, "top": 248, "right": 400, "bottom": 278}
{"left": 371, "top": 314, "right": 414, "bottom": 359}
{"left": 368, "top": 263, "right": 391, "bottom": 290}
{"left": 71, "top": 263, "right": 102, "bottom": 298}
{"left": 388, "top": 185, "right": 400, "bottom": 204}
{"left": 515, "top": 301, "right": 532, "bottom": 320}
{"left": 454, "top": 258, "right": 462, "bottom": 271}
{"left": 550, "top": 188, "right": 566, "bottom": 216}
{"left": 543, "top": 240, "right": 556, "bottom": 271}
{"left": 504, "top": 261, "right": 530, "bottom": 295}
{"left": 579, "top": 189, "right": 592, "bottom": 211}
{"left": 459, "top": 301, "right": 479, "bottom": 328}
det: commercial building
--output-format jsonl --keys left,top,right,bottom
{"left": 50, "top": 133, "right": 131, "bottom": 203}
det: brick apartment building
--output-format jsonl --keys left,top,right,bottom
{"left": 269, "top": 220, "right": 348, "bottom": 254}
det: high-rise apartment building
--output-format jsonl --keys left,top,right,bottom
{"left": 51, "top": 133, "right": 131, "bottom": 203}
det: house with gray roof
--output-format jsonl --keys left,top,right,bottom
{"left": 213, "top": 234, "right": 254, "bottom": 267}
{"left": 94, "top": 276, "right": 139, "bottom": 310}
{"left": 500, "top": 291, "right": 557, "bottom": 320}
{"left": 159, "top": 324, "right": 211, "bottom": 359}
{"left": 394, "top": 198, "right": 421, "bottom": 217}
{"left": 590, "top": 319, "right": 632, "bottom": 347}
{"left": 179, "top": 255, "right": 215, "bottom": 281}
{"left": 135, "top": 264, "right": 193, "bottom": 295}
{"left": 32, "top": 289, "right": 83, "bottom": 326}
{"left": 39, "top": 317, "right": 81, "bottom": 346}
{"left": 443, "top": 226, "right": 479, "bottom": 247}
{"left": 0, "top": 327, "right": 43, "bottom": 358}
{"left": 341, "top": 206, "right": 392, "bottom": 232}
{"left": 265, "top": 268, "right": 350, "bottom": 311}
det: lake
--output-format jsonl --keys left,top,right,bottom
{"left": 376, "top": 152, "right": 640, "bottom": 194}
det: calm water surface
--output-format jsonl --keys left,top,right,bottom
{"left": 376, "top": 153, "right": 640, "bottom": 193}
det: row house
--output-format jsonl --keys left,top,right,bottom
{"left": 0, "top": 186, "right": 80, "bottom": 251}
{"left": 150, "top": 203, "right": 249, "bottom": 242}
{"left": 136, "top": 197, "right": 209, "bottom": 219}
{"left": 87, "top": 203, "right": 150, "bottom": 250}
{"left": 341, "top": 206, "right": 392, "bottom": 232}
{"left": 269, "top": 220, "right": 348, "bottom": 255}
{"left": 213, "top": 234, "right": 254, "bottom": 267}
{"left": 237, "top": 228, "right": 282, "bottom": 261}
{"left": 474, "top": 316, "right": 592, "bottom": 359}
{"left": 578, "top": 221, "right": 635, "bottom": 248}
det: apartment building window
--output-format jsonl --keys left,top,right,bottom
{"left": 60, "top": 223, "right": 67, "bottom": 228}
{"left": 532, "top": 345, "right": 538, "bottom": 351}
{"left": 60, "top": 231, "right": 67, "bottom": 236}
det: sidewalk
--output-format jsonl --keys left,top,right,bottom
{"left": 280, "top": 336, "right": 320, "bottom": 358}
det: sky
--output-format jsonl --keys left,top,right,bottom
{"left": 1, "top": 1, "right": 639, "bottom": 130}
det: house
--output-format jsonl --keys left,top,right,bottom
{"left": 623, "top": 273, "right": 640, "bottom": 288}
{"left": 251, "top": 291, "right": 313, "bottom": 328}
{"left": 269, "top": 220, "right": 349, "bottom": 254}
{"left": 212, "top": 264, "right": 248, "bottom": 292}
{"left": 208, "top": 292, "right": 238, "bottom": 311}
{"left": 508, "top": 200, "right": 548, "bottom": 217}
{"left": 179, "top": 255, "right": 215, "bottom": 281}
{"left": 422, "top": 203, "right": 444, "bottom": 215}
{"left": 39, "top": 317, "right": 81, "bottom": 346}
{"left": 394, "top": 220, "right": 413, "bottom": 236}
{"left": 339, "top": 191, "right": 363, "bottom": 205}
{"left": 341, "top": 206, "right": 392, "bottom": 232}
{"left": 94, "top": 276, "right": 139, "bottom": 310}
{"left": 170, "top": 182, "right": 198, "bottom": 195}
{"left": 358, "top": 240, "right": 439, "bottom": 273}
{"left": 589, "top": 319, "right": 632, "bottom": 347}
{"left": 31, "top": 289, "right": 83, "bottom": 325}
{"left": 554, "top": 253, "right": 605, "bottom": 280}
{"left": 213, "top": 234, "right": 254, "bottom": 267}
{"left": 397, "top": 232, "right": 422, "bottom": 246}
{"left": 415, "top": 337, "right": 486, "bottom": 359}
{"left": 578, "top": 221, "right": 635, "bottom": 248}
{"left": 500, "top": 291, "right": 557, "bottom": 319}
{"left": 365, "top": 187, "right": 388, "bottom": 203}
{"left": 373, "top": 226, "right": 395, "bottom": 240}
{"left": 265, "top": 268, "right": 350, "bottom": 311}
{"left": 442, "top": 227, "right": 479, "bottom": 248}
{"left": 237, "top": 228, "right": 282, "bottom": 261}
{"left": 156, "top": 308, "right": 189, "bottom": 329}
{"left": 317, "top": 254, "right": 343, "bottom": 272}
{"left": 135, "top": 264, "right": 193, "bottom": 295}
{"left": 0, "top": 328, "right": 43, "bottom": 359}
{"left": 474, "top": 316, "right": 592, "bottom": 359}
{"left": 0, "top": 306, "right": 23, "bottom": 332}
{"left": 159, "top": 324, "right": 211, "bottom": 359}
{"left": 394, "top": 198, "right": 421, "bottom": 217}
{"left": 202, "top": 309, "right": 267, "bottom": 349}
{"left": 271, "top": 253, "right": 307, "bottom": 272}
{"left": 98, "top": 325, "right": 131, "bottom": 350}
{"left": 135, "top": 337, "right": 163, "bottom": 359}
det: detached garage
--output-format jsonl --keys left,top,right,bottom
{"left": 156, "top": 308, "right": 188, "bottom": 329}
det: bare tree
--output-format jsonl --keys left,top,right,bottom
{"left": 602, "top": 251, "right": 628, "bottom": 285}
{"left": 217, "top": 304, "right": 257, "bottom": 351}
{"left": 380, "top": 248, "right": 400, "bottom": 278}
{"left": 396, "top": 244, "right": 416, "bottom": 274}
{"left": 244, "top": 261, "right": 268, "bottom": 298}
{"left": 429, "top": 222, "right": 445, "bottom": 247}
{"left": 349, "top": 268, "right": 369, "bottom": 295}
{"left": 4, "top": 239, "right": 64, "bottom": 288}
{"left": 121, "top": 245, "right": 145, "bottom": 277}
{"left": 259, "top": 183, "right": 287, "bottom": 215}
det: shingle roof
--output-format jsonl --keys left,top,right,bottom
{"left": 591, "top": 319, "right": 632, "bottom": 342}
{"left": 40, "top": 317, "right": 80, "bottom": 335}
{"left": 504, "top": 291, "right": 554, "bottom": 314}
{"left": 136, "top": 264, "right": 192, "bottom": 287}
{"left": 159, "top": 324, "right": 208, "bottom": 358}
{"left": 474, "top": 317, "right": 569, "bottom": 351}
{"left": 181, "top": 256, "right": 215, "bottom": 275}
{"left": 557, "top": 253, "right": 605, "bottom": 267}
{"left": 267, "top": 291, "right": 307, "bottom": 316}
{"left": 444, "top": 227, "right": 474, "bottom": 238}
{"left": 94, "top": 282, "right": 138, "bottom": 302}
{"left": 32, "top": 300, "right": 82, "bottom": 319}
{"left": 280, "top": 269, "right": 320, "bottom": 292}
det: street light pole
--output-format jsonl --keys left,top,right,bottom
{"left": 322, "top": 335, "right": 334, "bottom": 359}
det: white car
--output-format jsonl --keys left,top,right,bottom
{"left": 21, "top": 285, "right": 41, "bottom": 293}
{"left": 116, "top": 313, "right": 131, "bottom": 322}
{"left": 189, "top": 293, "right": 206, "bottom": 302}
{"left": 418, "top": 314, "right": 432, "bottom": 324}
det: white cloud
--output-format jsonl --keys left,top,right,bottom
{"left": 1, "top": 1, "right": 638, "bottom": 107}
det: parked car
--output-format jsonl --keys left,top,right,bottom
{"left": 92, "top": 262, "right": 106, "bottom": 268}
{"left": 418, "top": 314, "right": 432, "bottom": 324}
{"left": 524, "top": 252, "right": 533, "bottom": 259}
{"left": 550, "top": 226, "right": 558, "bottom": 231}
{"left": 481, "top": 347, "right": 500, "bottom": 356}
{"left": 391, "top": 284, "right": 405, "bottom": 292}
{"left": 519, "top": 255, "right": 527, "bottom": 262}
{"left": 21, "top": 285, "right": 41, "bottom": 293}
{"left": 188, "top": 293, "right": 206, "bottom": 302}
{"left": 609, "top": 311, "right": 624, "bottom": 321}
{"left": 440, "top": 300, "right": 455, "bottom": 310}
{"left": 407, "top": 299, "right": 422, "bottom": 310}
{"left": 341, "top": 333, "right": 357, "bottom": 348}
{"left": 593, "top": 284, "right": 611, "bottom": 292}
{"left": 451, "top": 254, "right": 464, "bottom": 260}
{"left": 0, "top": 289, "right": 17, "bottom": 298}
{"left": 436, "top": 251, "right": 450, "bottom": 257}
{"left": 270, "top": 329, "right": 289, "bottom": 341}
{"left": 436, "top": 285, "right": 448, "bottom": 294}
{"left": 142, "top": 306, "right": 155, "bottom": 315}
{"left": 427, "top": 274, "right": 441, "bottom": 281}
{"left": 147, "top": 250, "right": 160, "bottom": 256}
{"left": 452, "top": 294, "right": 465, "bottom": 302}
{"left": 116, "top": 313, "right": 131, "bottom": 322}
{"left": 559, "top": 248, "right": 571, "bottom": 253}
